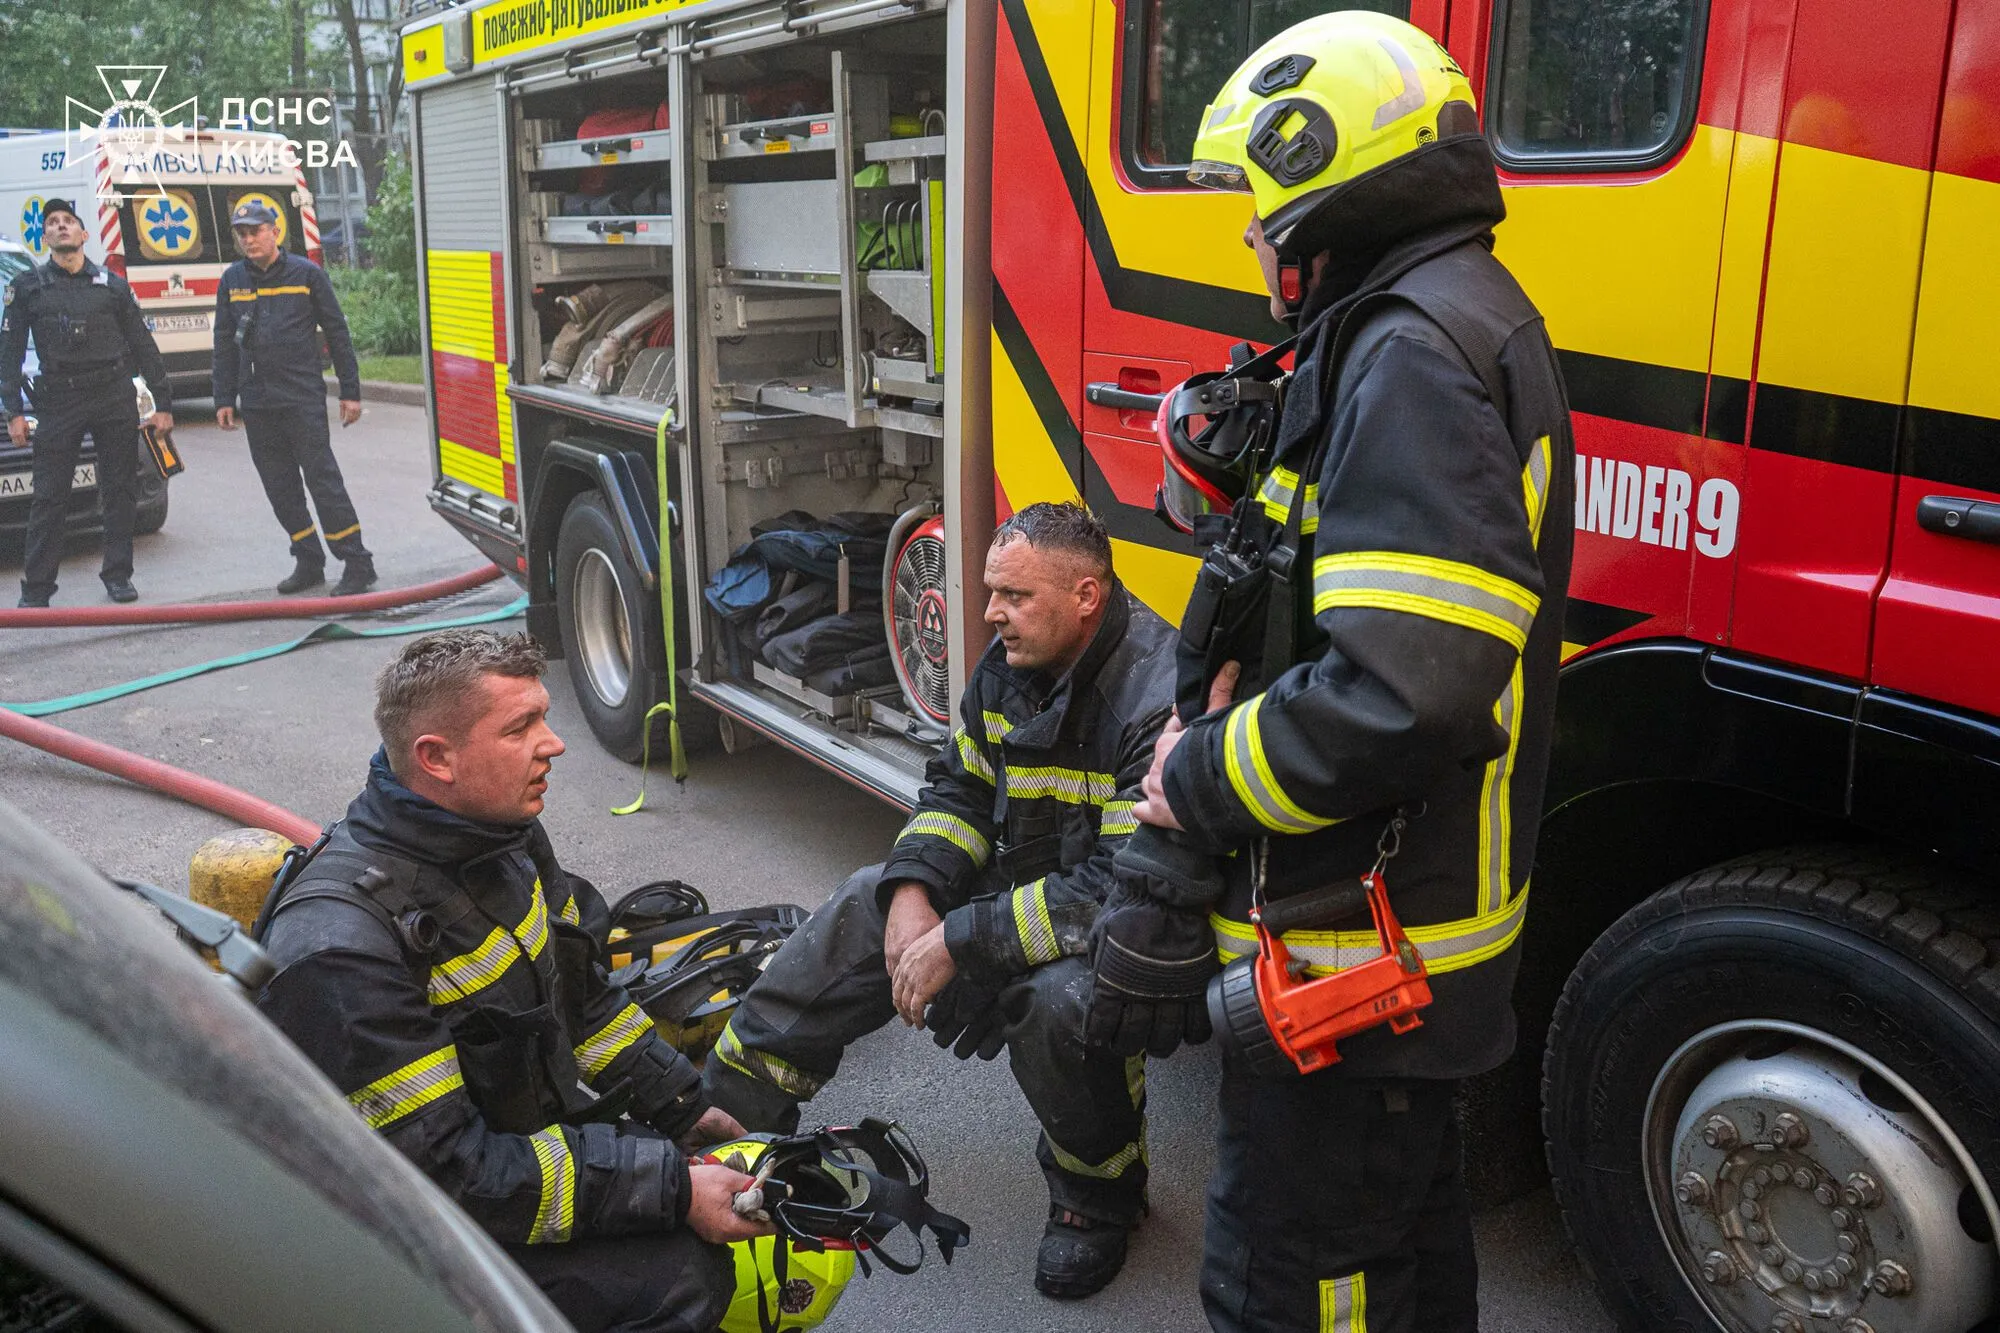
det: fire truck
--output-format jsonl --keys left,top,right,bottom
{"left": 399, "top": 0, "right": 2000, "bottom": 1326}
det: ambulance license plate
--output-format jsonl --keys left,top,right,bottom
{"left": 0, "top": 463, "right": 96, "bottom": 497}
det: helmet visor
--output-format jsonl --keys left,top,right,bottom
{"left": 1186, "top": 158, "right": 1251, "bottom": 192}
{"left": 1155, "top": 397, "right": 1238, "bottom": 534}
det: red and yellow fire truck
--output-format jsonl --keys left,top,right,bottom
{"left": 399, "top": 0, "right": 2000, "bottom": 1325}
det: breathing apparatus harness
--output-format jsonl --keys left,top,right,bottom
{"left": 605, "top": 880, "right": 806, "bottom": 1056}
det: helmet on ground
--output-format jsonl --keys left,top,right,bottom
{"left": 607, "top": 888, "right": 806, "bottom": 1057}
{"left": 1189, "top": 11, "right": 1479, "bottom": 262}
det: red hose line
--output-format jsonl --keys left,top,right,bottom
{"left": 0, "top": 563, "right": 507, "bottom": 628}
{"left": 0, "top": 707, "right": 320, "bottom": 845}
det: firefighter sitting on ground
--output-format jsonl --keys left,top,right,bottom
{"left": 256, "top": 628, "right": 769, "bottom": 1333}
{"left": 702, "top": 501, "right": 1176, "bottom": 1300}
{"left": 1083, "top": 14, "right": 1576, "bottom": 1332}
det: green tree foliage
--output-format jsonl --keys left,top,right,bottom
{"left": 364, "top": 150, "right": 415, "bottom": 282}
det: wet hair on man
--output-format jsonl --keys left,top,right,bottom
{"left": 991, "top": 500, "right": 1113, "bottom": 579}
{"left": 374, "top": 629, "right": 547, "bottom": 776}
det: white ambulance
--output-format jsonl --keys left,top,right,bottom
{"left": 0, "top": 128, "right": 323, "bottom": 401}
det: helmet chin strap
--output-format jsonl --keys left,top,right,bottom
{"left": 1278, "top": 257, "right": 1308, "bottom": 328}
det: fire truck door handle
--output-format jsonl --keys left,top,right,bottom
{"left": 1917, "top": 495, "right": 2000, "bottom": 545}
{"left": 588, "top": 219, "right": 639, "bottom": 235}
{"left": 580, "top": 137, "right": 637, "bottom": 156}
{"left": 1085, "top": 382, "right": 1166, "bottom": 413}
{"left": 741, "top": 119, "right": 812, "bottom": 144}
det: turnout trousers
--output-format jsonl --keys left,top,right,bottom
{"left": 701, "top": 864, "right": 1150, "bottom": 1225}
{"left": 507, "top": 1227, "right": 736, "bottom": 1333}
{"left": 242, "top": 404, "right": 369, "bottom": 565}
{"left": 1201, "top": 1065, "right": 1477, "bottom": 1333}
{"left": 21, "top": 385, "right": 139, "bottom": 601}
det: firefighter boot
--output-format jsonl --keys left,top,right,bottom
{"left": 103, "top": 577, "right": 138, "bottom": 603}
{"left": 331, "top": 557, "right": 378, "bottom": 597}
{"left": 276, "top": 557, "right": 326, "bottom": 595}
{"left": 1036, "top": 1205, "right": 1131, "bottom": 1299}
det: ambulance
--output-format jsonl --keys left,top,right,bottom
{"left": 0, "top": 127, "right": 323, "bottom": 399}
{"left": 399, "top": 1, "right": 2000, "bottom": 1327}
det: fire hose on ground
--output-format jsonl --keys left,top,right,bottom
{"left": 0, "top": 563, "right": 518, "bottom": 843}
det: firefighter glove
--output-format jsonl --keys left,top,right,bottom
{"left": 926, "top": 977, "right": 1008, "bottom": 1061}
{"left": 1086, "top": 884, "right": 1217, "bottom": 1058}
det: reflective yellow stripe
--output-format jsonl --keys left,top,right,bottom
{"left": 228, "top": 290, "right": 259, "bottom": 302}
{"left": 323, "top": 522, "right": 361, "bottom": 541}
{"left": 526, "top": 1128, "right": 575, "bottom": 1244}
{"left": 1004, "top": 765, "right": 1118, "bottom": 806}
{"left": 517, "top": 885, "right": 551, "bottom": 960}
{"left": 981, "top": 710, "right": 1013, "bottom": 743}
{"left": 250, "top": 285, "right": 313, "bottom": 297}
{"left": 1012, "top": 878, "right": 1059, "bottom": 965}
{"left": 288, "top": 524, "right": 317, "bottom": 542}
{"left": 347, "top": 1045, "right": 462, "bottom": 1129}
{"left": 1522, "top": 435, "right": 1552, "bottom": 548}
{"left": 559, "top": 895, "right": 580, "bottom": 926}
{"left": 1125, "top": 1054, "right": 1146, "bottom": 1109}
{"left": 1224, "top": 695, "right": 1338, "bottom": 834}
{"left": 1213, "top": 885, "right": 1530, "bottom": 977}
{"left": 1478, "top": 662, "right": 1525, "bottom": 915}
{"left": 573, "top": 1002, "right": 654, "bottom": 1079}
{"left": 428, "top": 887, "right": 552, "bottom": 1005}
{"left": 1100, "top": 799, "right": 1138, "bottom": 838}
{"left": 1320, "top": 1273, "right": 1366, "bottom": 1333}
{"left": 954, "top": 728, "right": 995, "bottom": 783}
{"left": 1256, "top": 467, "right": 1321, "bottom": 534}
{"left": 715, "top": 1021, "right": 825, "bottom": 1099}
{"left": 1312, "top": 551, "right": 1539, "bottom": 651}
{"left": 895, "top": 811, "right": 993, "bottom": 866}
{"left": 1047, "top": 1136, "right": 1143, "bottom": 1180}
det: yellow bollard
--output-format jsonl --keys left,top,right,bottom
{"left": 189, "top": 828, "right": 296, "bottom": 933}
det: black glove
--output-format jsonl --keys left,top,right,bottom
{"left": 1086, "top": 826, "right": 1226, "bottom": 1059}
{"left": 925, "top": 977, "right": 1007, "bottom": 1061}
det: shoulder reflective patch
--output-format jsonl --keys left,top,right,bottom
{"left": 427, "top": 890, "right": 550, "bottom": 1005}
{"left": 981, "top": 709, "right": 1014, "bottom": 743}
{"left": 954, "top": 728, "right": 996, "bottom": 783}
{"left": 346, "top": 1045, "right": 463, "bottom": 1130}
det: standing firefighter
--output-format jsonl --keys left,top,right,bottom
{"left": 0, "top": 197, "right": 173, "bottom": 607}
{"left": 1085, "top": 14, "right": 1575, "bottom": 1331}
{"left": 213, "top": 198, "right": 377, "bottom": 596}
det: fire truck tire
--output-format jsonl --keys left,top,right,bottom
{"left": 1544, "top": 845, "right": 2000, "bottom": 1333}
{"left": 556, "top": 491, "right": 656, "bottom": 762}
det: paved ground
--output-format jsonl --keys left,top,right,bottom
{"left": 0, "top": 398, "right": 1615, "bottom": 1332}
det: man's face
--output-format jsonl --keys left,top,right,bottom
{"left": 427, "top": 674, "right": 566, "bottom": 823}
{"left": 43, "top": 211, "right": 86, "bottom": 254}
{"left": 983, "top": 536, "right": 1100, "bottom": 672}
{"left": 234, "top": 222, "right": 279, "bottom": 265}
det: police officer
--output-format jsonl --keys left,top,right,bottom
{"left": 212, "top": 198, "right": 375, "bottom": 596}
{"left": 1085, "top": 15, "right": 1575, "bottom": 1331}
{"left": 0, "top": 197, "right": 173, "bottom": 607}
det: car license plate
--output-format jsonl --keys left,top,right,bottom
{"left": 0, "top": 463, "right": 96, "bottom": 497}
{"left": 145, "top": 312, "right": 211, "bottom": 333}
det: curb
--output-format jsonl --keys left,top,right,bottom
{"left": 326, "top": 375, "right": 426, "bottom": 407}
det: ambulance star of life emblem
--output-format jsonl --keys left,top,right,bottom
{"left": 65, "top": 66, "right": 199, "bottom": 206}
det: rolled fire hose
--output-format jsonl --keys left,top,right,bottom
{"left": 0, "top": 562, "right": 506, "bottom": 629}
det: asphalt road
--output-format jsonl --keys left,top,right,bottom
{"left": 0, "top": 397, "right": 1615, "bottom": 1333}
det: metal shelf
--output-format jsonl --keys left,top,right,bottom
{"left": 542, "top": 214, "right": 675, "bottom": 246}
{"left": 708, "top": 113, "right": 838, "bottom": 160}
{"left": 862, "top": 134, "right": 945, "bottom": 163}
{"left": 535, "top": 134, "right": 672, "bottom": 171}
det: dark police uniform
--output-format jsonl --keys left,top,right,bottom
{"left": 1155, "top": 141, "right": 1576, "bottom": 1330}
{"left": 212, "top": 208, "right": 372, "bottom": 588}
{"left": 258, "top": 751, "right": 734, "bottom": 1333}
{"left": 0, "top": 211, "right": 169, "bottom": 605}
{"left": 704, "top": 585, "right": 1175, "bottom": 1234}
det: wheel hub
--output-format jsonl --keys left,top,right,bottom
{"left": 1650, "top": 1031, "right": 1994, "bottom": 1332}
{"left": 572, "top": 547, "right": 632, "bottom": 708}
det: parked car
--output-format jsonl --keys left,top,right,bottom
{"left": 0, "top": 797, "right": 572, "bottom": 1333}
{"left": 0, "top": 236, "right": 170, "bottom": 544}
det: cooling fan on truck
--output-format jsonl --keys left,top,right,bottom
{"left": 888, "top": 514, "right": 951, "bottom": 724}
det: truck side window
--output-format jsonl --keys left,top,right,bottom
{"left": 1123, "top": 0, "right": 1412, "bottom": 188}
{"left": 1489, "top": 0, "right": 1706, "bottom": 170}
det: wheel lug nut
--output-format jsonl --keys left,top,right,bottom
{"left": 1747, "top": 1223, "right": 1769, "bottom": 1243}
{"left": 1846, "top": 1171, "right": 1883, "bottom": 1208}
{"left": 1742, "top": 1180, "right": 1763, "bottom": 1201}
{"left": 1677, "top": 1172, "right": 1711, "bottom": 1206}
{"left": 1791, "top": 1168, "right": 1813, "bottom": 1189}
{"left": 1815, "top": 1183, "right": 1837, "bottom": 1205}
{"left": 1838, "top": 1231, "right": 1859, "bottom": 1253}
{"left": 1753, "top": 1165, "right": 1773, "bottom": 1186}
{"left": 1740, "top": 1200, "right": 1762, "bottom": 1220}
{"left": 1831, "top": 1207, "right": 1853, "bottom": 1229}
{"left": 1781, "top": 1259, "right": 1804, "bottom": 1284}
{"left": 1762, "top": 1244, "right": 1785, "bottom": 1265}
{"left": 1701, "top": 1250, "right": 1738, "bottom": 1285}
{"left": 1770, "top": 1313, "right": 1807, "bottom": 1333}
{"left": 1840, "top": 1321, "right": 1877, "bottom": 1333}
{"left": 1703, "top": 1115, "right": 1741, "bottom": 1150}
{"left": 1834, "top": 1254, "right": 1856, "bottom": 1275}
{"left": 1772, "top": 1111, "right": 1810, "bottom": 1149}
{"left": 1871, "top": 1260, "right": 1912, "bottom": 1297}
{"left": 1823, "top": 1266, "right": 1846, "bottom": 1290}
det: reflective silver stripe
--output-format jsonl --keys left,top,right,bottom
{"left": 1478, "top": 662, "right": 1524, "bottom": 915}
{"left": 1312, "top": 552, "right": 1538, "bottom": 652}
{"left": 954, "top": 728, "right": 995, "bottom": 783}
{"left": 1100, "top": 799, "right": 1139, "bottom": 838}
{"left": 981, "top": 710, "right": 1013, "bottom": 743}
{"left": 428, "top": 885, "right": 554, "bottom": 1005}
{"left": 895, "top": 811, "right": 993, "bottom": 866}
{"left": 558, "top": 895, "right": 580, "bottom": 926}
{"left": 714, "top": 1020, "right": 825, "bottom": 1099}
{"left": 526, "top": 1128, "right": 575, "bottom": 1244}
{"left": 1212, "top": 886, "right": 1530, "bottom": 977}
{"left": 347, "top": 1046, "right": 463, "bottom": 1129}
{"left": 1223, "top": 696, "right": 1338, "bottom": 834}
{"left": 1005, "top": 765, "right": 1118, "bottom": 806}
{"left": 1319, "top": 1272, "right": 1367, "bottom": 1332}
{"left": 1046, "top": 1136, "right": 1143, "bottom": 1180}
{"left": 1012, "top": 879, "right": 1059, "bottom": 965}
{"left": 1522, "top": 434, "right": 1552, "bottom": 547}
{"left": 1256, "top": 467, "right": 1320, "bottom": 533}
{"left": 573, "top": 1002, "right": 655, "bottom": 1079}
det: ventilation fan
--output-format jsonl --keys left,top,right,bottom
{"left": 889, "top": 515, "right": 951, "bottom": 724}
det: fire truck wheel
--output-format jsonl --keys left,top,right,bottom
{"left": 1543, "top": 845, "right": 2000, "bottom": 1333}
{"left": 556, "top": 491, "right": 656, "bottom": 762}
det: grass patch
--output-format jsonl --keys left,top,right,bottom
{"left": 356, "top": 354, "right": 423, "bottom": 385}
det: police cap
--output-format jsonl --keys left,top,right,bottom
{"left": 230, "top": 199, "right": 279, "bottom": 228}
{"left": 40, "top": 198, "right": 84, "bottom": 226}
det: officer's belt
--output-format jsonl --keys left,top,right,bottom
{"left": 34, "top": 364, "right": 131, "bottom": 394}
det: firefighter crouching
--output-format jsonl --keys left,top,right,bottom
{"left": 0, "top": 197, "right": 173, "bottom": 608}
{"left": 255, "top": 629, "right": 770, "bottom": 1333}
{"left": 702, "top": 502, "right": 1176, "bottom": 1299}
{"left": 1084, "top": 15, "right": 1576, "bottom": 1331}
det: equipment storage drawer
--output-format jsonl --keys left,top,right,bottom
{"left": 543, "top": 215, "right": 675, "bottom": 247}
{"left": 721, "top": 180, "right": 842, "bottom": 279}
{"left": 537, "top": 134, "right": 673, "bottom": 171}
